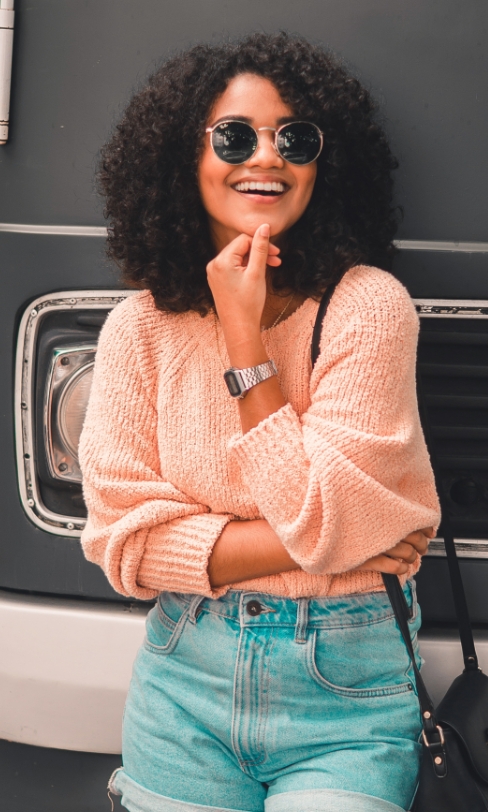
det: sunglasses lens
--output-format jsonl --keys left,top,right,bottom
{"left": 276, "top": 122, "right": 322, "bottom": 165}
{"left": 211, "top": 122, "right": 257, "bottom": 164}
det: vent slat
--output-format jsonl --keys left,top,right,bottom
{"left": 432, "top": 427, "right": 488, "bottom": 440}
{"left": 425, "top": 396, "right": 488, "bottom": 408}
{"left": 437, "top": 457, "right": 488, "bottom": 470}
{"left": 420, "top": 332, "right": 488, "bottom": 345}
{"left": 419, "top": 364, "right": 488, "bottom": 378}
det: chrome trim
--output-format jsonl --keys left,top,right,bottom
{"left": 427, "top": 540, "right": 488, "bottom": 559}
{"left": 414, "top": 299, "right": 488, "bottom": 318}
{"left": 44, "top": 346, "right": 96, "bottom": 484}
{"left": 0, "top": 223, "right": 107, "bottom": 236}
{"left": 1, "top": 226, "right": 488, "bottom": 252}
{"left": 15, "top": 290, "right": 134, "bottom": 537}
{"left": 395, "top": 240, "right": 488, "bottom": 252}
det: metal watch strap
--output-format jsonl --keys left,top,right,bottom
{"left": 224, "top": 360, "right": 278, "bottom": 398}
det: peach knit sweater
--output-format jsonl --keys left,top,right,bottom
{"left": 79, "top": 265, "right": 440, "bottom": 601}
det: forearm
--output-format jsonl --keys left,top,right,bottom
{"left": 208, "top": 518, "right": 300, "bottom": 587}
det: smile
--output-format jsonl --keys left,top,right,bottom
{"left": 232, "top": 181, "right": 287, "bottom": 196}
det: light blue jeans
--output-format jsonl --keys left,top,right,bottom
{"left": 110, "top": 583, "right": 423, "bottom": 812}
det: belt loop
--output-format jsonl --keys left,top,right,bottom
{"left": 188, "top": 595, "right": 204, "bottom": 625}
{"left": 295, "top": 598, "right": 309, "bottom": 644}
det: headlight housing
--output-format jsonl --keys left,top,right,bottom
{"left": 15, "top": 291, "right": 132, "bottom": 536}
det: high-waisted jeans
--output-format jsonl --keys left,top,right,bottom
{"left": 110, "top": 582, "right": 423, "bottom": 812}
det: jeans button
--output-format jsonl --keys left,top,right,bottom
{"left": 246, "top": 600, "right": 263, "bottom": 616}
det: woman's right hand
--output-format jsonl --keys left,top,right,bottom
{"left": 354, "top": 527, "right": 435, "bottom": 575}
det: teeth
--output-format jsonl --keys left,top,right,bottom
{"left": 234, "top": 181, "right": 285, "bottom": 193}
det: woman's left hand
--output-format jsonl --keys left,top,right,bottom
{"left": 353, "top": 526, "right": 435, "bottom": 576}
{"left": 206, "top": 223, "right": 281, "bottom": 337}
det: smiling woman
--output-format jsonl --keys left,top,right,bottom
{"left": 98, "top": 32, "right": 400, "bottom": 315}
{"left": 81, "top": 31, "right": 439, "bottom": 812}
{"left": 198, "top": 75, "right": 318, "bottom": 253}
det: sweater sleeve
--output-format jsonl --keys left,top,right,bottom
{"left": 228, "top": 268, "right": 440, "bottom": 575}
{"left": 79, "top": 299, "right": 232, "bottom": 600}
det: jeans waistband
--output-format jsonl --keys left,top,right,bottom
{"left": 169, "top": 582, "right": 415, "bottom": 637}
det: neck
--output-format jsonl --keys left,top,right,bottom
{"left": 260, "top": 288, "right": 306, "bottom": 330}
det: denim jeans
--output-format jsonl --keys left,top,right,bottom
{"left": 110, "top": 583, "right": 423, "bottom": 812}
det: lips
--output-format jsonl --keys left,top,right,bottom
{"left": 232, "top": 180, "right": 287, "bottom": 196}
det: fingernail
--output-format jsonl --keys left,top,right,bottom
{"left": 260, "top": 224, "right": 270, "bottom": 237}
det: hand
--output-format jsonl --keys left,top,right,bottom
{"left": 354, "top": 526, "right": 435, "bottom": 576}
{"left": 206, "top": 224, "right": 281, "bottom": 336}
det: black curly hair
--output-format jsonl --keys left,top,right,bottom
{"left": 99, "top": 31, "right": 400, "bottom": 314}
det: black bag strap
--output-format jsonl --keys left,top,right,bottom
{"left": 311, "top": 276, "right": 344, "bottom": 367}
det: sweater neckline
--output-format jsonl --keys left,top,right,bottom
{"left": 263, "top": 295, "right": 320, "bottom": 335}
{"left": 211, "top": 296, "right": 317, "bottom": 335}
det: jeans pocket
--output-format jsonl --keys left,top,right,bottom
{"left": 306, "top": 622, "right": 415, "bottom": 699}
{"left": 143, "top": 592, "right": 189, "bottom": 655}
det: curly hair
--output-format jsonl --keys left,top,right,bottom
{"left": 99, "top": 32, "right": 400, "bottom": 314}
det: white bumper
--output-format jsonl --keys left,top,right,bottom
{"left": 0, "top": 589, "right": 148, "bottom": 753}
{"left": 1, "top": 588, "right": 488, "bottom": 754}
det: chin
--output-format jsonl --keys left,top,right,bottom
{"left": 240, "top": 219, "right": 286, "bottom": 239}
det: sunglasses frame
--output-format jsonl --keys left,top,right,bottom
{"left": 205, "top": 120, "right": 324, "bottom": 166}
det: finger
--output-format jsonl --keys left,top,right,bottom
{"left": 357, "top": 555, "right": 410, "bottom": 575}
{"left": 402, "top": 531, "right": 430, "bottom": 554}
{"left": 227, "top": 233, "right": 253, "bottom": 266}
{"left": 386, "top": 541, "right": 419, "bottom": 563}
{"left": 266, "top": 255, "right": 282, "bottom": 267}
{"left": 247, "top": 223, "right": 271, "bottom": 277}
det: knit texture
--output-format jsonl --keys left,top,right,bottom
{"left": 79, "top": 265, "right": 440, "bottom": 600}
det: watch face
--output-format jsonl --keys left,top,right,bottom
{"left": 224, "top": 370, "right": 242, "bottom": 397}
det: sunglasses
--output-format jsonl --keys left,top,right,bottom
{"left": 205, "top": 120, "right": 324, "bottom": 166}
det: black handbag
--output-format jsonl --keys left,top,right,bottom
{"left": 312, "top": 280, "right": 488, "bottom": 812}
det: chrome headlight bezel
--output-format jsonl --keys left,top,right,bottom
{"left": 15, "top": 290, "right": 133, "bottom": 537}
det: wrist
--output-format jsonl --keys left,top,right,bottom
{"left": 223, "top": 332, "right": 269, "bottom": 368}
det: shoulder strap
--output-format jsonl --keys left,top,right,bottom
{"left": 311, "top": 276, "right": 344, "bottom": 368}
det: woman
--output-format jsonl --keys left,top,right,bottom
{"left": 79, "top": 32, "right": 440, "bottom": 812}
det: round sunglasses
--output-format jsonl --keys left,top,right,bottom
{"left": 205, "top": 120, "right": 324, "bottom": 166}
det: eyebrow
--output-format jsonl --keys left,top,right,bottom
{"left": 210, "top": 114, "right": 297, "bottom": 128}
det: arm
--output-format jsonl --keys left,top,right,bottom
{"left": 79, "top": 297, "right": 234, "bottom": 600}
{"left": 231, "top": 275, "right": 440, "bottom": 575}
{"left": 208, "top": 519, "right": 300, "bottom": 587}
{"left": 207, "top": 229, "right": 440, "bottom": 577}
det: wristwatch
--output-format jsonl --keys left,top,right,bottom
{"left": 223, "top": 360, "right": 278, "bottom": 399}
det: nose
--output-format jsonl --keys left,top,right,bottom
{"left": 247, "top": 130, "right": 284, "bottom": 169}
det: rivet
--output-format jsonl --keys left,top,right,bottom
{"left": 69, "top": 298, "right": 76, "bottom": 305}
{"left": 66, "top": 522, "right": 74, "bottom": 531}
{"left": 21, "top": 402, "right": 27, "bottom": 409}
{"left": 435, "top": 756, "right": 443, "bottom": 765}
{"left": 58, "top": 462, "right": 68, "bottom": 472}
{"left": 423, "top": 711, "right": 431, "bottom": 719}
{"left": 27, "top": 499, "right": 34, "bottom": 507}
{"left": 60, "top": 356, "right": 70, "bottom": 366}
{"left": 30, "top": 309, "right": 37, "bottom": 317}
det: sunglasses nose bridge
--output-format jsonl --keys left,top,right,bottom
{"left": 249, "top": 127, "right": 283, "bottom": 166}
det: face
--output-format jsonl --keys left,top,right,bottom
{"left": 198, "top": 73, "right": 317, "bottom": 251}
